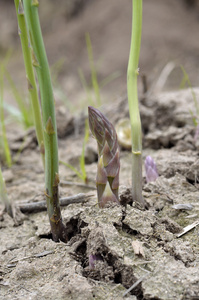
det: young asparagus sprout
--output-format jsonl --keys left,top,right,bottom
{"left": 89, "top": 254, "right": 103, "bottom": 269}
{"left": 14, "top": 0, "right": 44, "bottom": 166}
{"left": 23, "top": 0, "right": 66, "bottom": 242}
{"left": 127, "top": 0, "right": 145, "bottom": 206}
{"left": 88, "top": 106, "right": 120, "bottom": 208}
{"left": 145, "top": 156, "right": 158, "bottom": 183}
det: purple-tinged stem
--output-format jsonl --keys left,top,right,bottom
{"left": 88, "top": 106, "right": 120, "bottom": 208}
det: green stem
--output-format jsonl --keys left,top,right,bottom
{"left": 14, "top": 0, "right": 44, "bottom": 166}
{"left": 23, "top": 0, "right": 66, "bottom": 242}
{"left": 127, "top": 0, "right": 145, "bottom": 206}
{"left": 0, "top": 66, "right": 12, "bottom": 167}
{"left": 86, "top": 33, "right": 101, "bottom": 106}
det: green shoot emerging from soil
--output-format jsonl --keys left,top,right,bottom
{"left": 88, "top": 106, "right": 120, "bottom": 208}
{"left": 4, "top": 69, "right": 34, "bottom": 128}
{"left": 22, "top": 0, "right": 66, "bottom": 242}
{"left": 79, "top": 33, "right": 121, "bottom": 109}
{"left": 127, "top": 0, "right": 145, "bottom": 206}
{"left": 14, "top": 0, "right": 44, "bottom": 165}
{"left": 60, "top": 119, "right": 89, "bottom": 184}
{"left": 86, "top": 33, "right": 101, "bottom": 107}
{"left": 78, "top": 33, "right": 101, "bottom": 108}
{"left": 180, "top": 65, "right": 199, "bottom": 126}
{"left": 0, "top": 63, "right": 12, "bottom": 167}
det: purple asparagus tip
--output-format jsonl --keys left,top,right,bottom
{"left": 88, "top": 106, "right": 120, "bottom": 208}
{"left": 145, "top": 156, "right": 158, "bottom": 183}
{"left": 89, "top": 254, "right": 103, "bottom": 269}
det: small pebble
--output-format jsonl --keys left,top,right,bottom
{"left": 172, "top": 204, "right": 194, "bottom": 210}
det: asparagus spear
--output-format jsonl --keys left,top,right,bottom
{"left": 88, "top": 106, "right": 120, "bottom": 208}
{"left": 14, "top": 0, "right": 44, "bottom": 166}
{"left": 23, "top": 0, "right": 66, "bottom": 242}
{"left": 127, "top": 0, "right": 145, "bottom": 206}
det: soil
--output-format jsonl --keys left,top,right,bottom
{"left": 0, "top": 1, "right": 199, "bottom": 300}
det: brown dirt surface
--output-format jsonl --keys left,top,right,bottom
{"left": 1, "top": 1, "right": 199, "bottom": 299}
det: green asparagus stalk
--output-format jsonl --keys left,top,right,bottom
{"left": 23, "top": 0, "right": 66, "bottom": 242}
{"left": 14, "top": 0, "right": 44, "bottom": 166}
{"left": 0, "top": 64, "right": 12, "bottom": 167}
{"left": 88, "top": 106, "right": 120, "bottom": 208}
{"left": 127, "top": 0, "right": 145, "bottom": 206}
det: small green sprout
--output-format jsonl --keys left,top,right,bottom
{"left": 60, "top": 119, "right": 89, "bottom": 184}
{"left": 79, "top": 33, "right": 121, "bottom": 109}
{"left": 86, "top": 33, "right": 101, "bottom": 107}
{"left": 180, "top": 65, "right": 199, "bottom": 127}
{"left": 4, "top": 69, "right": 33, "bottom": 128}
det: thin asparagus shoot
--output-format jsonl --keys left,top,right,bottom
{"left": 86, "top": 33, "right": 101, "bottom": 107}
{"left": 14, "top": 0, "right": 44, "bottom": 166}
{"left": 23, "top": 0, "right": 66, "bottom": 242}
{"left": 88, "top": 106, "right": 120, "bottom": 208}
{"left": 0, "top": 64, "right": 12, "bottom": 167}
{"left": 127, "top": 0, "right": 145, "bottom": 206}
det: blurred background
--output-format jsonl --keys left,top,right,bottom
{"left": 1, "top": 0, "right": 199, "bottom": 111}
